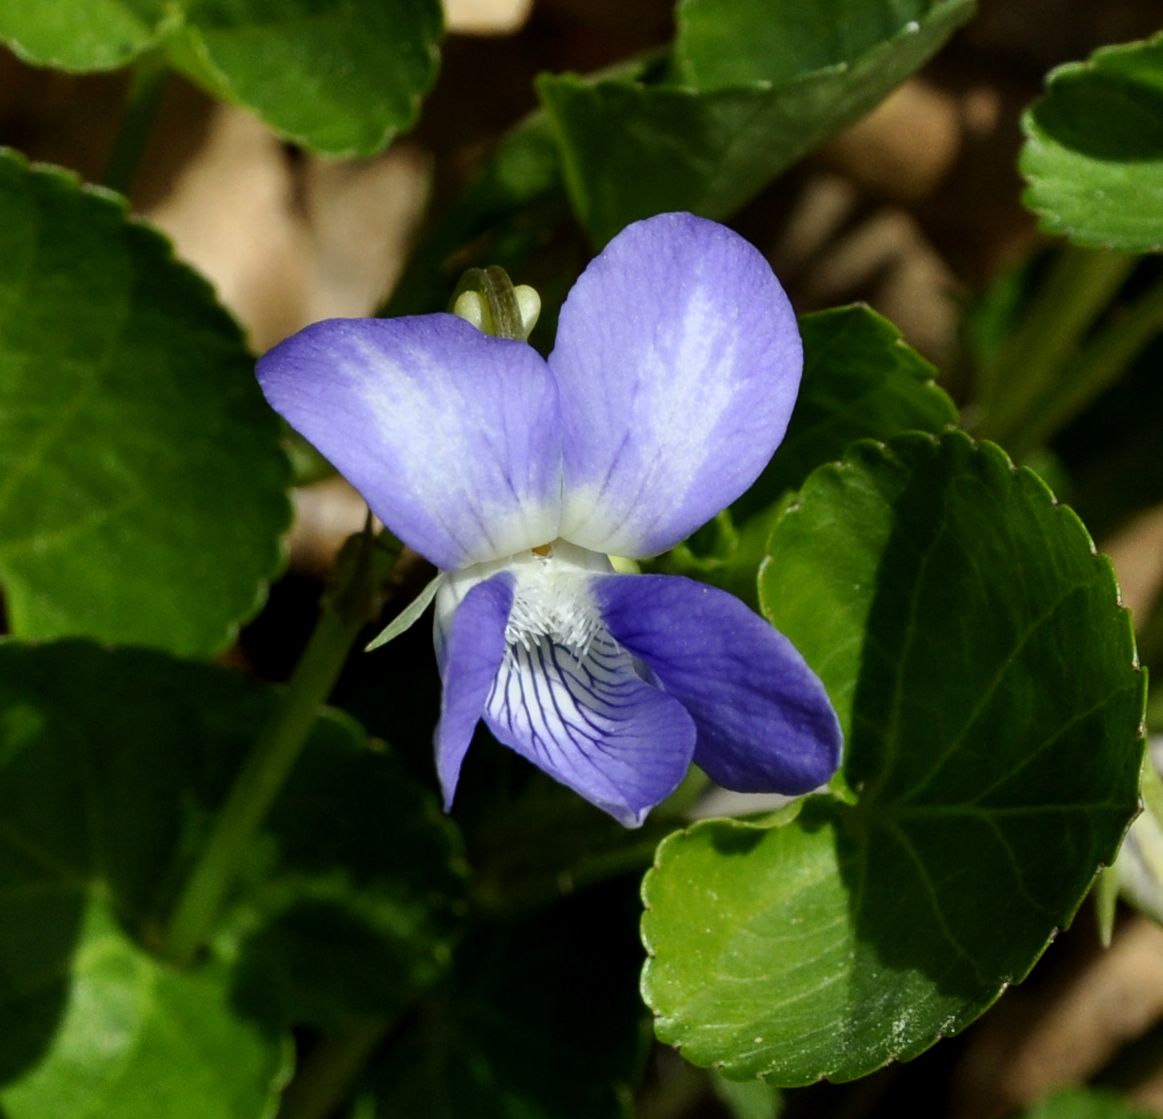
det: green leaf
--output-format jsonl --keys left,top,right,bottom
{"left": 0, "top": 0, "right": 173, "bottom": 70}
{"left": 1021, "top": 33, "right": 1163, "bottom": 252}
{"left": 642, "top": 433, "right": 1144, "bottom": 1084}
{"left": 225, "top": 714, "right": 466, "bottom": 1033}
{"left": 655, "top": 306, "right": 956, "bottom": 604}
{"left": 0, "top": 640, "right": 463, "bottom": 1108}
{"left": 538, "top": 0, "right": 974, "bottom": 245}
{"left": 675, "top": 0, "right": 956, "bottom": 89}
{"left": 0, "top": 0, "right": 442, "bottom": 157}
{"left": 366, "top": 886, "right": 644, "bottom": 1119}
{"left": 0, "top": 150, "right": 289, "bottom": 656}
{"left": 0, "top": 903, "right": 289, "bottom": 1119}
{"left": 170, "top": 0, "right": 444, "bottom": 157}
{"left": 1018, "top": 1089, "right": 1158, "bottom": 1119}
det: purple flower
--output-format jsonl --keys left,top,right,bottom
{"left": 257, "top": 212, "right": 841, "bottom": 826}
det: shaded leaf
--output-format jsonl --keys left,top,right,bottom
{"left": 366, "top": 885, "right": 644, "bottom": 1119}
{"left": 642, "top": 433, "right": 1144, "bottom": 1083}
{"left": 1022, "top": 33, "right": 1163, "bottom": 252}
{"left": 0, "top": 641, "right": 464, "bottom": 1109}
{"left": 539, "top": 0, "right": 974, "bottom": 245}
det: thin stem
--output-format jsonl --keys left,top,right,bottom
{"left": 164, "top": 524, "right": 388, "bottom": 967}
{"left": 276, "top": 1020, "right": 389, "bottom": 1119}
{"left": 1010, "top": 274, "right": 1163, "bottom": 457}
{"left": 977, "top": 246, "right": 1136, "bottom": 450}
{"left": 103, "top": 54, "right": 169, "bottom": 196}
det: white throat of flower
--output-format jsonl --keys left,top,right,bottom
{"left": 434, "top": 539, "right": 614, "bottom": 666}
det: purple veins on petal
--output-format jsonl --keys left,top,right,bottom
{"left": 592, "top": 572, "right": 842, "bottom": 795}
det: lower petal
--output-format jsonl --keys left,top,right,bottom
{"left": 434, "top": 573, "right": 515, "bottom": 810}
{"left": 592, "top": 574, "right": 842, "bottom": 795}
{"left": 484, "top": 630, "right": 696, "bottom": 827}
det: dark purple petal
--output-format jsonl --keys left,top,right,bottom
{"left": 434, "top": 573, "right": 515, "bottom": 810}
{"left": 549, "top": 212, "right": 802, "bottom": 558}
{"left": 258, "top": 315, "right": 562, "bottom": 570}
{"left": 483, "top": 629, "right": 696, "bottom": 827}
{"left": 593, "top": 573, "right": 841, "bottom": 794}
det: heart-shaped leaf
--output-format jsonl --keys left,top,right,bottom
{"left": 642, "top": 433, "right": 1144, "bottom": 1083}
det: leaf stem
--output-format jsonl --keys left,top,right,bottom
{"left": 163, "top": 523, "right": 389, "bottom": 967}
{"left": 976, "top": 246, "right": 1136, "bottom": 451}
{"left": 103, "top": 53, "right": 170, "bottom": 196}
{"left": 276, "top": 1020, "right": 390, "bottom": 1119}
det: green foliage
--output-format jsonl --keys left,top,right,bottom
{"left": 0, "top": 0, "right": 442, "bottom": 155}
{"left": 1022, "top": 33, "right": 1163, "bottom": 252}
{"left": 539, "top": 0, "right": 975, "bottom": 245}
{"left": 0, "top": 0, "right": 172, "bottom": 70}
{"left": 0, "top": 150, "right": 288, "bottom": 656}
{"left": 1019, "top": 1089, "right": 1159, "bottom": 1119}
{"left": 0, "top": 905, "right": 289, "bottom": 1119}
{"left": 642, "top": 433, "right": 1144, "bottom": 1083}
{"left": 366, "top": 886, "right": 644, "bottom": 1119}
{"left": 0, "top": 641, "right": 465, "bottom": 1111}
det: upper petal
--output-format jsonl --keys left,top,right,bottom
{"left": 592, "top": 573, "right": 841, "bottom": 794}
{"left": 550, "top": 212, "right": 802, "bottom": 558}
{"left": 434, "top": 572, "right": 515, "bottom": 810}
{"left": 484, "top": 627, "right": 696, "bottom": 827}
{"left": 258, "top": 315, "right": 562, "bottom": 570}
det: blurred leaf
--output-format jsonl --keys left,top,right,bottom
{"left": 539, "top": 0, "right": 974, "bottom": 245}
{"left": 1022, "top": 33, "right": 1163, "bottom": 253}
{"left": 0, "top": 0, "right": 173, "bottom": 70}
{"left": 656, "top": 306, "right": 957, "bottom": 604}
{"left": 366, "top": 885, "right": 644, "bottom": 1119}
{"left": 0, "top": 904, "right": 288, "bottom": 1119}
{"left": 0, "top": 150, "right": 288, "bottom": 656}
{"left": 169, "top": 0, "right": 443, "bottom": 157}
{"left": 0, "top": 641, "right": 464, "bottom": 1109}
{"left": 1019, "top": 1089, "right": 1158, "bottom": 1119}
{"left": 642, "top": 433, "right": 1144, "bottom": 1083}
{"left": 0, "top": 0, "right": 442, "bottom": 156}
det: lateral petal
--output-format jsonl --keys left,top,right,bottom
{"left": 258, "top": 315, "right": 562, "bottom": 570}
{"left": 550, "top": 212, "right": 802, "bottom": 558}
{"left": 433, "top": 572, "right": 516, "bottom": 811}
{"left": 593, "top": 574, "right": 842, "bottom": 794}
{"left": 484, "top": 629, "right": 696, "bottom": 827}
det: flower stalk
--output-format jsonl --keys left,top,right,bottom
{"left": 163, "top": 520, "right": 393, "bottom": 967}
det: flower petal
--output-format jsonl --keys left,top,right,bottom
{"left": 550, "top": 212, "right": 802, "bottom": 558}
{"left": 258, "top": 315, "right": 561, "bottom": 570}
{"left": 592, "top": 574, "right": 842, "bottom": 794}
{"left": 484, "top": 629, "right": 696, "bottom": 826}
{"left": 434, "top": 572, "right": 516, "bottom": 810}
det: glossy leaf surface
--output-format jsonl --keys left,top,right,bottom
{"left": 643, "top": 433, "right": 1144, "bottom": 1083}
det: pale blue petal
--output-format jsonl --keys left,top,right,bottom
{"left": 434, "top": 573, "right": 515, "bottom": 811}
{"left": 550, "top": 212, "right": 802, "bottom": 558}
{"left": 258, "top": 315, "right": 562, "bottom": 570}
{"left": 483, "top": 629, "right": 696, "bottom": 827}
{"left": 593, "top": 574, "right": 842, "bottom": 794}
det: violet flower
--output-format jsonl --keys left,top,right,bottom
{"left": 257, "top": 212, "right": 841, "bottom": 826}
